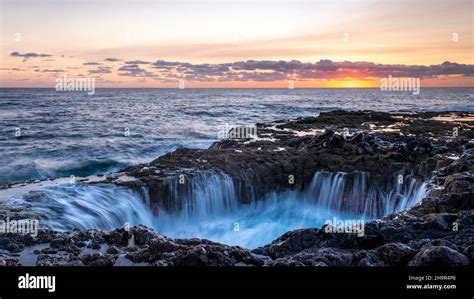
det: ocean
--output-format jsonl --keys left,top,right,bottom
{"left": 1, "top": 88, "right": 472, "bottom": 248}
{"left": 1, "top": 88, "right": 472, "bottom": 184}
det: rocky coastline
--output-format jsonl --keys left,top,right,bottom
{"left": 1, "top": 110, "right": 473, "bottom": 266}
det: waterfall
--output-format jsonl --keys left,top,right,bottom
{"left": 304, "top": 171, "right": 426, "bottom": 218}
{"left": 160, "top": 172, "right": 238, "bottom": 220}
{"left": 157, "top": 170, "right": 426, "bottom": 221}
{"left": 6, "top": 170, "right": 427, "bottom": 248}
{"left": 151, "top": 170, "right": 426, "bottom": 247}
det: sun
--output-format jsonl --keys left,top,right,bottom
{"left": 324, "top": 79, "right": 378, "bottom": 88}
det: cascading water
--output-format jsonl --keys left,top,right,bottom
{"left": 7, "top": 171, "right": 427, "bottom": 248}
{"left": 303, "top": 171, "right": 427, "bottom": 218}
{"left": 159, "top": 172, "right": 238, "bottom": 219}
{"left": 7, "top": 184, "right": 156, "bottom": 231}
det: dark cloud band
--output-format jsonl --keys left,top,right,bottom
{"left": 10, "top": 51, "right": 52, "bottom": 58}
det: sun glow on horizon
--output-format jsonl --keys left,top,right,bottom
{"left": 322, "top": 79, "right": 378, "bottom": 88}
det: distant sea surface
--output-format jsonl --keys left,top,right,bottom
{"left": 1, "top": 88, "right": 473, "bottom": 184}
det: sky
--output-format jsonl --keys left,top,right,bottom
{"left": 0, "top": 0, "right": 473, "bottom": 88}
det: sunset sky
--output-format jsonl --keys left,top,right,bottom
{"left": 0, "top": 0, "right": 473, "bottom": 88}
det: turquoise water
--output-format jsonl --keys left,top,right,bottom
{"left": 7, "top": 171, "right": 427, "bottom": 248}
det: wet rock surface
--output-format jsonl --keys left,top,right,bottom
{"left": 0, "top": 110, "right": 472, "bottom": 266}
{"left": 117, "top": 111, "right": 473, "bottom": 212}
{"left": 0, "top": 226, "right": 263, "bottom": 267}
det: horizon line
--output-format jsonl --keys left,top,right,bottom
{"left": 1, "top": 86, "right": 474, "bottom": 89}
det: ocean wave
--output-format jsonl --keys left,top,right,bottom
{"left": 0, "top": 158, "right": 127, "bottom": 184}
{"left": 0, "top": 88, "right": 472, "bottom": 184}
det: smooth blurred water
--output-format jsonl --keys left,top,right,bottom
{"left": 1, "top": 88, "right": 473, "bottom": 184}
{"left": 7, "top": 171, "right": 427, "bottom": 248}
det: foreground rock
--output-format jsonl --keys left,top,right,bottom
{"left": 0, "top": 226, "right": 264, "bottom": 266}
{"left": 0, "top": 110, "right": 472, "bottom": 266}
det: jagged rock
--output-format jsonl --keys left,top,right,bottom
{"left": 463, "top": 245, "right": 474, "bottom": 263}
{"left": 354, "top": 250, "right": 385, "bottom": 266}
{"left": 417, "top": 239, "right": 461, "bottom": 252}
{"left": 80, "top": 253, "right": 116, "bottom": 266}
{"left": 0, "top": 253, "right": 19, "bottom": 266}
{"left": 285, "top": 247, "right": 354, "bottom": 266}
{"left": 106, "top": 246, "right": 120, "bottom": 254}
{"left": 133, "top": 225, "right": 161, "bottom": 245}
{"left": 268, "top": 258, "right": 305, "bottom": 266}
{"left": 90, "top": 242, "right": 101, "bottom": 250}
{"left": 0, "top": 111, "right": 472, "bottom": 267}
{"left": 375, "top": 243, "right": 417, "bottom": 266}
{"left": 50, "top": 237, "right": 68, "bottom": 249}
{"left": 106, "top": 229, "right": 130, "bottom": 246}
{"left": 120, "top": 111, "right": 465, "bottom": 211}
{"left": 408, "top": 246, "right": 470, "bottom": 266}
{"left": 252, "top": 228, "right": 323, "bottom": 259}
{"left": 5, "top": 241, "right": 24, "bottom": 253}
{"left": 37, "top": 253, "right": 81, "bottom": 266}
